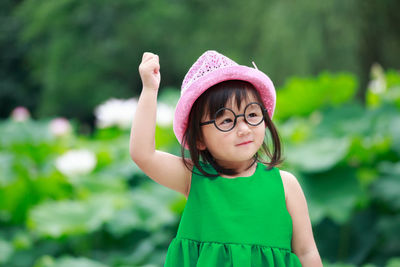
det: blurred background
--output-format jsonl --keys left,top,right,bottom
{"left": 1, "top": 0, "right": 400, "bottom": 266}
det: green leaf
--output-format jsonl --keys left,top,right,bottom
{"left": 386, "top": 258, "right": 400, "bottom": 267}
{"left": 376, "top": 215, "right": 400, "bottom": 260}
{"left": 378, "top": 162, "right": 400, "bottom": 176}
{"left": 28, "top": 195, "right": 116, "bottom": 238}
{"left": 105, "top": 208, "right": 142, "bottom": 238}
{"left": 322, "top": 262, "right": 355, "bottom": 267}
{"left": 105, "top": 182, "right": 179, "bottom": 238}
{"left": 0, "top": 238, "right": 13, "bottom": 264}
{"left": 388, "top": 116, "right": 400, "bottom": 155}
{"left": 314, "top": 104, "right": 366, "bottom": 137}
{"left": 370, "top": 175, "right": 400, "bottom": 211}
{"left": 34, "top": 256, "right": 109, "bottom": 267}
{"left": 0, "top": 120, "right": 54, "bottom": 147}
{"left": 12, "top": 231, "right": 33, "bottom": 250}
{"left": 158, "top": 87, "right": 180, "bottom": 107}
{"left": 72, "top": 173, "right": 127, "bottom": 194}
{"left": 275, "top": 72, "right": 357, "bottom": 121}
{"left": 286, "top": 137, "right": 350, "bottom": 172}
{"left": 0, "top": 152, "right": 16, "bottom": 186}
{"left": 301, "top": 168, "right": 362, "bottom": 224}
{"left": 127, "top": 183, "right": 177, "bottom": 231}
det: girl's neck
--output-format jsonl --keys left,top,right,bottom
{"left": 218, "top": 159, "right": 257, "bottom": 179}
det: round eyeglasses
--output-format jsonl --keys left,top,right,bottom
{"left": 200, "top": 102, "right": 267, "bottom": 132}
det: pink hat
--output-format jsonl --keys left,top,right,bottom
{"left": 173, "top": 50, "right": 276, "bottom": 146}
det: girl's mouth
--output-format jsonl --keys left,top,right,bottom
{"left": 236, "top": 141, "right": 253, "bottom": 146}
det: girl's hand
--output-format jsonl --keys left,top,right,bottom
{"left": 138, "top": 52, "right": 161, "bottom": 91}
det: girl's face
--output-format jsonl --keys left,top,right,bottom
{"left": 198, "top": 95, "right": 266, "bottom": 170}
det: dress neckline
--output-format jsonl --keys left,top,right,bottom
{"left": 217, "top": 162, "right": 262, "bottom": 180}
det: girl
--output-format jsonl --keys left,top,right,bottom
{"left": 130, "top": 50, "right": 322, "bottom": 266}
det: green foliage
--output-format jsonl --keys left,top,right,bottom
{"left": 34, "top": 256, "right": 109, "bottom": 267}
{"left": 3, "top": 0, "right": 399, "bottom": 121}
{"left": 0, "top": 238, "right": 13, "bottom": 264}
{"left": 366, "top": 65, "right": 400, "bottom": 110}
{"left": 275, "top": 72, "right": 358, "bottom": 121}
{"left": 0, "top": 117, "right": 182, "bottom": 266}
{"left": 1, "top": 70, "right": 400, "bottom": 266}
{"left": 277, "top": 69, "right": 400, "bottom": 265}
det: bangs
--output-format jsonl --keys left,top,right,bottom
{"left": 203, "top": 80, "right": 264, "bottom": 119}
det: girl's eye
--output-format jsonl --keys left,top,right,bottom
{"left": 248, "top": 112, "right": 258, "bottom": 118}
{"left": 220, "top": 118, "right": 233, "bottom": 125}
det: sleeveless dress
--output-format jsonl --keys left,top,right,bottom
{"left": 164, "top": 162, "right": 302, "bottom": 267}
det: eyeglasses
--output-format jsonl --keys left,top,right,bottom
{"left": 200, "top": 102, "right": 267, "bottom": 132}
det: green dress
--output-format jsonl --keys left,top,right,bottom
{"left": 164, "top": 162, "right": 302, "bottom": 266}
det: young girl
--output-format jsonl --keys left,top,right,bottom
{"left": 130, "top": 50, "right": 322, "bottom": 266}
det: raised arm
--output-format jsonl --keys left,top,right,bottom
{"left": 130, "top": 52, "right": 191, "bottom": 198}
{"left": 280, "top": 170, "right": 323, "bottom": 267}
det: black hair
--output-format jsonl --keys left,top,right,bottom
{"left": 181, "top": 80, "right": 283, "bottom": 177}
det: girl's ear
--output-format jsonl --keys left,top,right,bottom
{"left": 196, "top": 140, "right": 206, "bottom": 150}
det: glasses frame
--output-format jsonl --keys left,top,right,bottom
{"left": 199, "top": 102, "right": 267, "bottom": 132}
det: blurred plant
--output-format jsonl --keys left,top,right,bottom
{"left": 1, "top": 69, "right": 400, "bottom": 266}
{"left": 366, "top": 64, "right": 400, "bottom": 109}
{"left": 10, "top": 106, "right": 30, "bottom": 122}
{"left": 275, "top": 72, "right": 358, "bottom": 121}
{"left": 368, "top": 64, "right": 387, "bottom": 96}
{"left": 156, "top": 102, "right": 174, "bottom": 127}
{"left": 276, "top": 67, "right": 400, "bottom": 266}
{"left": 0, "top": 94, "right": 182, "bottom": 266}
{"left": 94, "top": 97, "right": 175, "bottom": 130}
{"left": 94, "top": 98, "right": 137, "bottom": 130}
{"left": 48, "top": 118, "right": 72, "bottom": 137}
{"left": 55, "top": 149, "right": 97, "bottom": 178}
{"left": 34, "top": 256, "right": 109, "bottom": 267}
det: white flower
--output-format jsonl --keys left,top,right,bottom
{"left": 49, "top": 117, "right": 72, "bottom": 137}
{"left": 94, "top": 98, "right": 137, "bottom": 129}
{"left": 55, "top": 149, "right": 97, "bottom": 177}
{"left": 11, "top": 106, "right": 30, "bottom": 122}
{"left": 368, "top": 63, "right": 386, "bottom": 94}
{"left": 156, "top": 102, "right": 175, "bottom": 127}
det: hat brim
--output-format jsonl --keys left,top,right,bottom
{"left": 173, "top": 65, "right": 276, "bottom": 147}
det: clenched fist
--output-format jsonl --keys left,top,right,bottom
{"left": 138, "top": 52, "right": 161, "bottom": 91}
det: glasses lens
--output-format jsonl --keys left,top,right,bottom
{"left": 245, "top": 103, "right": 264, "bottom": 126}
{"left": 214, "top": 108, "right": 235, "bottom": 131}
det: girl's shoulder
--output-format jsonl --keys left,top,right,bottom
{"left": 278, "top": 169, "right": 298, "bottom": 183}
{"left": 278, "top": 169, "right": 302, "bottom": 200}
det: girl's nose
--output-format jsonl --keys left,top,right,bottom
{"left": 236, "top": 119, "right": 251, "bottom": 136}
